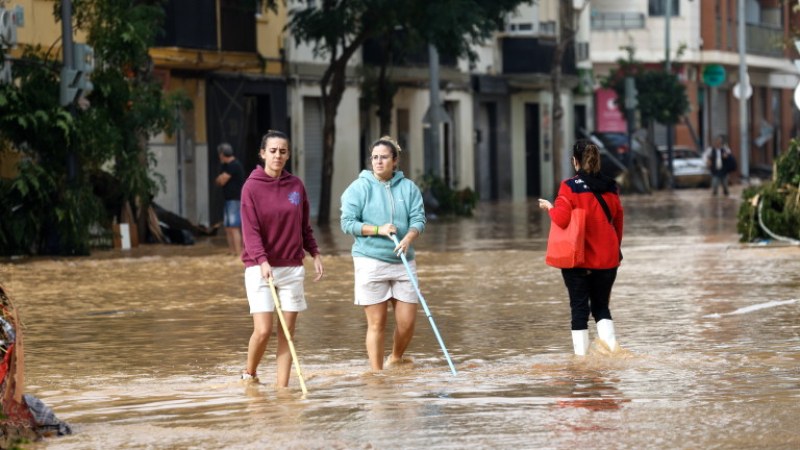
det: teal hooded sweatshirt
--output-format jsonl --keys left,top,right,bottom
{"left": 340, "top": 170, "right": 426, "bottom": 263}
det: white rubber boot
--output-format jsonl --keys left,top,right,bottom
{"left": 571, "top": 330, "right": 590, "bottom": 356}
{"left": 596, "top": 319, "right": 618, "bottom": 352}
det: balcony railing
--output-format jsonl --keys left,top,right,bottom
{"left": 590, "top": 11, "right": 646, "bottom": 30}
{"left": 746, "top": 23, "right": 784, "bottom": 57}
{"left": 717, "top": 19, "right": 784, "bottom": 57}
{"left": 575, "top": 42, "right": 589, "bottom": 63}
{"left": 501, "top": 37, "right": 576, "bottom": 75}
{"left": 155, "top": 0, "right": 256, "bottom": 52}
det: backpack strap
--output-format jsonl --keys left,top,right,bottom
{"left": 592, "top": 191, "right": 613, "bottom": 224}
{"left": 592, "top": 189, "right": 623, "bottom": 261}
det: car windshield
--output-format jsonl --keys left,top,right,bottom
{"left": 594, "top": 133, "right": 627, "bottom": 147}
{"left": 674, "top": 149, "right": 701, "bottom": 159}
{"left": 659, "top": 147, "right": 701, "bottom": 160}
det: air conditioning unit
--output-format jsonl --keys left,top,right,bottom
{"left": 505, "top": 21, "right": 536, "bottom": 36}
{"left": 0, "top": 8, "right": 18, "bottom": 48}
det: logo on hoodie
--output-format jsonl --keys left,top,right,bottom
{"left": 288, "top": 191, "right": 301, "bottom": 206}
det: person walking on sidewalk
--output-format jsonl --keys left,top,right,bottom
{"left": 340, "top": 136, "right": 426, "bottom": 370}
{"left": 538, "top": 140, "right": 624, "bottom": 355}
{"left": 239, "top": 130, "right": 324, "bottom": 385}
{"left": 703, "top": 135, "right": 736, "bottom": 196}
{"left": 215, "top": 142, "right": 245, "bottom": 255}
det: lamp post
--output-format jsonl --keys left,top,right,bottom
{"left": 60, "top": 0, "right": 77, "bottom": 183}
{"left": 423, "top": 44, "right": 441, "bottom": 178}
{"left": 737, "top": 0, "right": 749, "bottom": 182}
{"left": 665, "top": 0, "right": 675, "bottom": 188}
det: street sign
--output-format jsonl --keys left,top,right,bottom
{"left": 733, "top": 81, "right": 752, "bottom": 99}
{"left": 702, "top": 64, "right": 726, "bottom": 87}
{"left": 624, "top": 77, "right": 638, "bottom": 110}
{"left": 794, "top": 83, "right": 800, "bottom": 110}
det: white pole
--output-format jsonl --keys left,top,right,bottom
{"left": 738, "top": 0, "right": 749, "bottom": 181}
{"left": 665, "top": 0, "right": 675, "bottom": 186}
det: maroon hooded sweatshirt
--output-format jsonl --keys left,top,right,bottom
{"left": 240, "top": 167, "right": 319, "bottom": 268}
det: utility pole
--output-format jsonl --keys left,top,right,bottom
{"left": 61, "top": 0, "right": 76, "bottom": 183}
{"left": 665, "top": 0, "right": 675, "bottom": 188}
{"left": 423, "top": 44, "right": 444, "bottom": 178}
{"left": 737, "top": 0, "right": 749, "bottom": 182}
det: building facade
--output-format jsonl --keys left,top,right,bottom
{"left": 9, "top": 0, "right": 797, "bottom": 233}
{"left": 590, "top": 0, "right": 799, "bottom": 179}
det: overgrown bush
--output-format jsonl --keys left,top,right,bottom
{"left": 737, "top": 139, "right": 800, "bottom": 242}
{"left": 0, "top": 1, "right": 189, "bottom": 256}
{"left": 417, "top": 174, "right": 478, "bottom": 216}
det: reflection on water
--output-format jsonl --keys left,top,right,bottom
{"left": 2, "top": 188, "right": 800, "bottom": 449}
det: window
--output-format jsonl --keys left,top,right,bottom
{"left": 649, "top": 0, "right": 679, "bottom": 16}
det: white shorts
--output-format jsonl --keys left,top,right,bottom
{"left": 244, "top": 265, "right": 307, "bottom": 314}
{"left": 353, "top": 256, "right": 418, "bottom": 306}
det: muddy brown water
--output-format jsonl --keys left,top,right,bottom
{"left": 2, "top": 187, "right": 799, "bottom": 449}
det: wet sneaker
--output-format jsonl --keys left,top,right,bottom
{"left": 240, "top": 372, "right": 259, "bottom": 383}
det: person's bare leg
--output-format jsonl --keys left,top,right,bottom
{"left": 225, "top": 227, "right": 234, "bottom": 253}
{"left": 275, "top": 311, "right": 298, "bottom": 388}
{"left": 246, "top": 313, "right": 273, "bottom": 377}
{"left": 364, "top": 302, "right": 389, "bottom": 370}
{"left": 388, "top": 299, "right": 417, "bottom": 364}
{"left": 232, "top": 227, "right": 243, "bottom": 255}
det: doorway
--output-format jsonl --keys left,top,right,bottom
{"left": 525, "top": 103, "right": 541, "bottom": 197}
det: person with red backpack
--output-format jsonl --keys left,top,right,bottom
{"left": 538, "top": 140, "right": 624, "bottom": 356}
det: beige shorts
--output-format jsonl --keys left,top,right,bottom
{"left": 244, "top": 265, "right": 307, "bottom": 314}
{"left": 353, "top": 256, "right": 418, "bottom": 306}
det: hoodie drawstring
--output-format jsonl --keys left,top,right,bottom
{"left": 384, "top": 181, "right": 395, "bottom": 225}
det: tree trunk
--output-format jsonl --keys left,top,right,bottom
{"left": 551, "top": 50, "right": 565, "bottom": 187}
{"left": 551, "top": 3, "right": 579, "bottom": 188}
{"left": 317, "top": 34, "right": 368, "bottom": 226}
{"left": 375, "top": 38, "right": 395, "bottom": 136}
{"left": 376, "top": 60, "right": 394, "bottom": 136}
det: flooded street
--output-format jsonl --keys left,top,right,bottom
{"left": 2, "top": 187, "right": 800, "bottom": 449}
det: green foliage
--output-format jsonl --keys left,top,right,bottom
{"left": 0, "top": 1, "right": 190, "bottom": 256}
{"left": 285, "top": 0, "right": 528, "bottom": 224}
{"left": 602, "top": 47, "right": 689, "bottom": 126}
{"left": 418, "top": 174, "right": 478, "bottom": 217}
{"left": 737, "top": 185, "right": 762, "bottom": 242}
{"left": 737, "top": 139, "right": 800, "bottom": 242}
{"left": 774, "top": 138, "right": 800, "bottom": 186}
{"left": 288, "top": 0, "right": 381, "bottom": 58}
{"left": 409, "top": 0, "right": 529, "bottom": 64}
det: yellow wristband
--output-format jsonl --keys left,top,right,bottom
{"left": 374, "top": 225, "right": 379, "bottom": 236}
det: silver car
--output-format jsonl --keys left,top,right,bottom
{"left": 657, "top": 146, "right": 712, "bottom": 188}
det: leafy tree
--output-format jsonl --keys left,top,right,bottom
{"left": 603, "top": 46, "right": 689, "bottom": 129}
{"left": 364, "top": 0, "right": 529, "bottom": 139}
{"left": 602, "top": 46, "right": 689, "bottom": 191}
{"left": 284, "top": 0, "right": 386, "bottom": 225}
{"left": 0, "top": 0, "right": 188, "bottom": 256}
{"left": 284, "top": 0, "right": 527, "bottom": 224}
{"left": 551, "top": 0, "right": 586, "bottom": 185}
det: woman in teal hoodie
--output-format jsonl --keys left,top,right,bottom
{"left": 340, "top": 136, "right": 426, "bottom": 370}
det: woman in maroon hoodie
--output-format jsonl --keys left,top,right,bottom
{"left": 538, "top": 140, "right": 624, "bottom": 356}
{"left": 239, "top": 130, "right": 324, "bottom": 385}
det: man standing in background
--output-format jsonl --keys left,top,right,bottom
{"left": 216, "top": 142, "right": 245, "bottom": 255}
{"left": 703, "top": 135, "right": 736, "bottom": 196}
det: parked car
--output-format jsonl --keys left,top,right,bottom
{"left": 657, "top": 145, "right": 711, "bottom": 188}
{"left": 578, "top": 129, "right": 630, "bottom": 179}
{"left": 592, "top": 131, "right": 639, "bottom": 157}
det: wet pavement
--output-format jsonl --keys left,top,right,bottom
{"left": 2, "top": 186, "right": 799, "bottom": 449}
